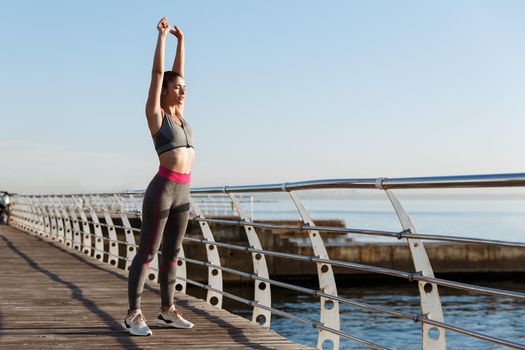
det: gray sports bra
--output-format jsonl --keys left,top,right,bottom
{"left": 153, "top": 113, "right": 194, "bottom": 156}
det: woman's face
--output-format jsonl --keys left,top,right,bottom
{"left": 163, "top": 77, "right": 186, "bottom": 105}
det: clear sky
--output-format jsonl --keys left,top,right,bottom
{"left": 1, "top": 1, "right": 524, "bottom": 194}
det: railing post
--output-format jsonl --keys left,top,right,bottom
{"left": 26, "top": 198, "right": 34, "bottom": 232}
{"left": 33, "top": 198, "right": 46, "bottom": 236}
{"left": 42, "top": 203, "right": 52, "bottom": 239}
{"left": 379, "top": 181, "right": 446, "bottom": 350}
{"left": 98, "top": 195, "right": 119, "bottom": 267}
{"left": 11, "top": 197, "right": 25, "bottom": 231}
{"left": 117, "top": 195, "right": 138, "bottom": 273}
{"left": 289, "top": 190, "right": 340, "bottom": 350}
{"left": 17, "top": 196, "right": 28, "bottom": 232}
{"left": 57, "top": 196, "right": 73, "bottom": 248}
{"left": 47, "top": 200, "right": 59, "bottom": 242}
{"left": 51, "top": 196, "right": 65, "bottom": 245}
{"left": 68, "top": 196, "right": 82, "bottom": 251}
{"left": 228, "top": 193, "right": 272, "bottom": 327}
{"left": 191, "top": 198, "right": 223, "bottom": 308}
{"left": 51, "top": 197, "right": 61, "bottom": 242}
{"left": 84, "top": 196, "right": 105, "bottom": 261}
{"left": 73, "top": 196, "right": 93, "bottom": 256}
{"left": 25, "top": 196, "right": 38, "bottom": 235}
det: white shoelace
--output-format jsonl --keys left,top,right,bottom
{"left": 129, "top": 312, "right": 147, "bottom": 324}
{"left": 163, "top": 306, "right": 182, "bottom": 317}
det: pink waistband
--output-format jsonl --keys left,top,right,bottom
{"left": 157, "top": 165, "right": 191, "bottom": 184}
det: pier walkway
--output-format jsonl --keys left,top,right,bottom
{"left": 0, "top": 225, "right": 313, "bottom": 350}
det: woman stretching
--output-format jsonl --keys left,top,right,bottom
{"left": 122, "top": 16, "right": 195, "bottom": 336}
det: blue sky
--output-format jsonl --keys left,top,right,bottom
{"left": 1, "top": 1, "right": 524, "bottom": 193}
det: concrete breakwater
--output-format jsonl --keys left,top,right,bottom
{"left": 114, "top": 216, "right": 525, "bottom": 283}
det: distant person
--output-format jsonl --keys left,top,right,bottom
{"left": 0, "top": 197, "right": 5, "bottom": 224}
{"left": 0, "top": 192, "right": 9, "bottom": 225}
{"left": 123, "top": 17, "right": 195, "bottom": 336}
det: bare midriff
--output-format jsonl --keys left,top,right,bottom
{"left": 158, "top": 147, "right": 195, "bottom": 174}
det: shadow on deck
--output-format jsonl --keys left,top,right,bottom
{"left": 0, "top": 225, "right": 313, "bottom": 350}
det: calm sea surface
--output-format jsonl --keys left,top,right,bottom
{"left": 205, "top": 280, "right": 525, "bottom": 350}
{"left": 190, "top": 196, "right": 525, "bottom": 349}
{"left": 248, "top": 196, "right": 525, "bottom": 243}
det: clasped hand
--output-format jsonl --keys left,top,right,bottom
{"left": 157, "top": 16, "right": 183, "bottom": 40}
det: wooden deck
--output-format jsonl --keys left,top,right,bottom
{"left": 0, "top": 225, "right": 314, "bottom": 349}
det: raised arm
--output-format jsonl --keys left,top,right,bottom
{"left": 145, "top": 17, "right": 170, "bottom": 132}
{"left": 170, "top": 25, "right": 185, "bottom": 77}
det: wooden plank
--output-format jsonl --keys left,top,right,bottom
{"left": 0, "top": 225, "right": 315, "bottom": 350}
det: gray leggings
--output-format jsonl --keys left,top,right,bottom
{"left": 128, "top": 173, "right": 191, "bottom": 310}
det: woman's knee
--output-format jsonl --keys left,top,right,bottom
{"left": 159, "top": 257, "right": 178, "bottom": 272}
{"left": 136, "top": 249, "right": 158, "bottom": 266}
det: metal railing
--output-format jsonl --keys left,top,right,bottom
{"left": 7, "top": 172, "right": 525, "bottom": 350}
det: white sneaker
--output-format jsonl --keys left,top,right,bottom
{"left": 156, "top": 306, "right": 194, "bottom": 329}
{"left": 121, "top": 310, "right": 153, "bottom": 336}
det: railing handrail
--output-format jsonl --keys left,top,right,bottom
{"left": 16, "top": 172, "right": 525, "bottom": 197}
{"left": 190, "top": 172, "right": 525, "bottom": 193}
